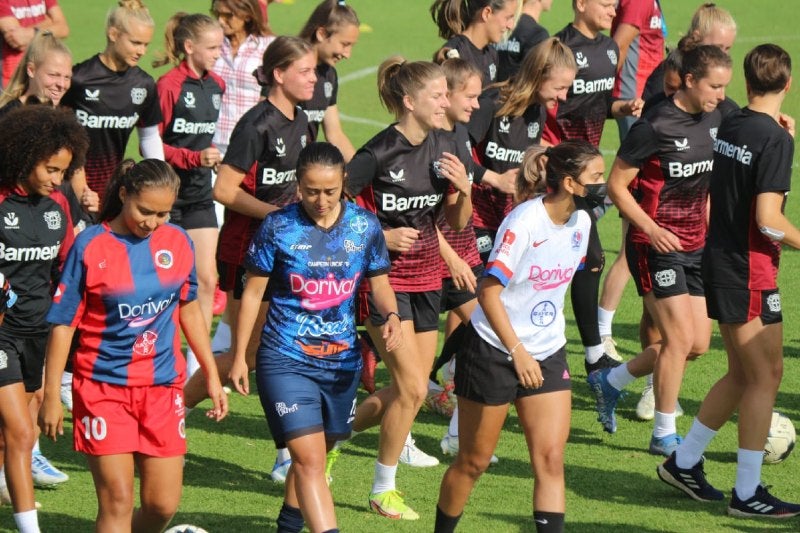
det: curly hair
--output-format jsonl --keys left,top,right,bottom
{"left": 0, "top": 106, "right": 89, "bottom": 190}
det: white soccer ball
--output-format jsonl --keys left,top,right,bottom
{"left": 164, "top": 525, "right": 209, "bottom": 533}
{"left": 763, "top": 411, "right": 796, "bottom": 464}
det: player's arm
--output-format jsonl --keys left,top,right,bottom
{"left": 755, "top": 192, "right": 800, "bottom": 249}
{"left": 441, "top": 152, "right": 472, "bottom": 231}
{"left": 37, "top": 4, "right": 69, "bottom": 37}
{"left": 180, "top": 300, "right": 228, "bottom": 421}
{"left": 213, "top": 164, "right": 280, "bottom": 219}
{"left": 229, "top": 271, "right": 269, "bottom": 395}
{"left": 321, "top": 105, "right": 355, "bottom": 162}
{"left": 367, "top": 273, "right": 402, "bottom": 352}
{"left": 39, "top": 324, "right": 76, "bottom": 441}
{"left": 612, "top": 23, "right": 639, "bottom": 73}
{"left": 437, "top": 227, "right": 477, "bottom": 293}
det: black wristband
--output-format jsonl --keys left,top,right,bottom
{"left": 385, "top": 311, "right": 401, "bottom": 322}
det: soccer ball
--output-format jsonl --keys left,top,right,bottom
{"left": 164, "top": 525, "right": 209, "bottom": 533}
{"left": 763, "top": 411, "right": 796, "bottom": 464}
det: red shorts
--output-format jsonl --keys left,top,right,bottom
{"left": 72, "top": 375, "right": 186, "bottom": 457}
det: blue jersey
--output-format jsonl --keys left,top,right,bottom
{"left": 245, "top": 201, "right": 390, "bottom": 371}
{"left": 47, "top": 222, "right": 197, "bottom": 387}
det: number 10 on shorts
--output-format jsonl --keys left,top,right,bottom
{"left": 81, "top": 416, "right": 108, "bottom": 441}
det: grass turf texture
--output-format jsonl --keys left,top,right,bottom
{"left": 5, "top": 0, "right": 800, "bottom": 531}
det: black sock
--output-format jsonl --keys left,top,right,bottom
{"left": 533, "top": 511, "right": 564, "bottom": 533}
{"left": 322, "top": 530, "right": 339, "bottom": 533}
{"left": 434, "top": 505, "right": 462, "bottom": 533}
{"left": 276, "top": 502, "right": 304, "bottom": 533}
{"left": 430, "top": 323, "right": 467, "bottom": 381}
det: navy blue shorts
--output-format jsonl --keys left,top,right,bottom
{"left": 255, "top": 349, "right": 360, "bottom": 448}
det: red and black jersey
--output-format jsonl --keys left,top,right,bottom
{"left": 496, "top": 14, "right": 549, "bottom": 82}
{"left": 469, "top": 100, "right": 546, "bottom": 232}
{"left": 62, "top": 55, "right": 163, "bottom": 197}
{"left": 704, "top": 108, "right": 794, "bottom": 290}
{"left": 0, "top": 187, "right": 74, "bottom": 336}
{"left": 302, "top": 63, "right": 338, "bottom": 141}
{"left": 444, "top": 34, "right": 498, "bottom": 88}
{"left": 217, "top": 100, "right": 308, "bottom": 266}
{"left": 157, "top": 61, "right": 225, "bottom": 206}
{"left": 346, "top": 126, "right": 457, "bottom": 292}
{"left": 617, "top": 97, "right": 722, "bottom": 251}
{"left": 543, "top": 24, "right": 618, "bottom": 147}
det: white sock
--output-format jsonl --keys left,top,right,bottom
{"left": 32, "top": 439, "right": 40, "bottom": 455}
{"left": 13, "top": 510, "right": 40, "bottom": 533}
{"left": 653, "top": 410, "right": 677, "bottom": 438}
{"left": 585, "top": 344, "right": 604, "bottom": 364}
{"left": 607, "top": 364, "right": 635, "bottom": 391}
{"left": 275, "top": 448, "right": 291, "bottom": 464}
{"left": 61, "top": 371, "right": 72, "bottom": 386}
{"left": 371, "top": 461, "right": 397, "bottom": 494}
{"left": 448, "top": 406, "right": 459, "bottom": 437}
{"left": 185, "top": 347, "right": 201, "bottom": 377}
{"left": 404, "top": 433, "right": 413, "bottom": 446}
{"left": 598, "top": 306, "right": 615, "bottom": 337}
{"left": 211, "top": 321, "right": 231, "bottom": 353}
{"left": 675, "top": 418, "right": 717, "bottom": 469}
{"left": 734, "top": 448, "right": 763, "bottom": 500}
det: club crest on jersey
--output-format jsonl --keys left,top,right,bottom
{"left": 350, "top": 215, "right": 368, "bottom": 234}
{"left": 497, "top": 229, "right": 516, "bottom": 255}
{"left": 3, "top": 212, "right": 18, "bottom": 229}
{"left": 0, "top": 350, "right": 6, "bottom": 370}
{"left": 767, "top": 293, "right": 781, "bottom": 313}
{"left": 528, "top": 122, "right": 540, "bottom": 140}
{"left": 499, "top": 116, "right": 511, "bottom": 134}
{"left": 607, "top": 49, "right": 618, "bottom": 66}
{"left": 183, "top": 91, "right": 196, "bottom": 108}
{"left": 43, "top": 211, "right": 61, "bottom": 230}
{"left": 212, "top": 94, "right": 221, "bottom": 110}
{"left": 709, "top": 127, "right": 718, "bottom": 140}
{"left": 301, "top": 134, "right": 307, "bottom": 148}
{"left": 530, "top": 301, "right": 557, "bottom": 327}
{"left": 276, "top": 138, "right": 287, "bottom": 157}
{"left": 389, "top": 168, "right": 405, "bottom": 182}
{"left": 324, "top": 82, "right": 333, "bottom": 99}
{"left": 655, "top": 268, "right": 676, "bottom": 287}
{"left": 131, "top": 87, "right": 147, "bottom": 105}
{"left": 571, "top": 230, "right": 583, "bottom": 251}
{"left": 674, "top": 138, "right": 690, "bottom": 151}
{"left": 576, "top": 52, "right": 589, "bottom": 69}
{"left": 155, "top": 249, "right": 174, "bottom": 269}
{"left": 432, "top": 160, "right": 445, "bottom": 179}
{"left": 85, "top": 88, "right": 100, "bottom": 102}
{"left": 133, "top": 330, "right": 158, "bottom": 356}
{"left": 178, "top": 419, "right": 186, "bottom": 439}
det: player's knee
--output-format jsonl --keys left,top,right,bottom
{"left": 140, "top": 495, "right": 179, "bottom": 523}
{"left": 533, "top": 446, "right": 564, "bottom": 478}
{"left": 99, "top": 483, "right": 135, "bottom": 516}
{"left": 455, "top": 453, "right": 491, "bottom": 479}
{"left": 5, "top": 423, "right": 35, "bottom": 453}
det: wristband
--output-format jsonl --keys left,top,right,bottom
{"left": 385, "top": 311, "right": 401, "bottom": 322}
{"left": 508, "top": 341, "right": 523, "bottom": 355}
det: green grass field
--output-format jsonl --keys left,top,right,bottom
{"left": 4, "top": 0, "right": 800, "bottom": 531}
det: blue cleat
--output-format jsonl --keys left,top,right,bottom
{"left": 587, "top": 368, "right": 621, "bottom": 434}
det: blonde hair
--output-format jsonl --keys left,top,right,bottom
{"left": 106, "top": 0, "right": 154, "bottom": 35}
{"left": 377, "top": 56, "right": 444, "bottom": 119}
{"left": 688, "top": 3, "right": 736, "bottom": 44}
{"left": 0, "top": 31, "right": 71, "bottom": 108}
{"left": 496, "top": 37, "right": 576, "bottom": 117}
{"left": 152, "top": 12, "right": 220, "bottom": 68}
{"left": 515, "top": 144, "right": 547, "bottom": 204}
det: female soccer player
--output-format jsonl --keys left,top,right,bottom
{"left": 0, "top": 105, "right": 88, "bottom": 533}
{"left": 61, "top": 0, "right": 164, "bottom": 201}
{"left": 299, "top": 0, "right": 360, "bottom": 161}
{"left": 657, "top": 43, "right": 800, "bottom": 519}
{"left": 229, "top": 142, "right": 400, "bottom": 533}
{"left": 154, "top": 12, "right": 225, "bottom": 375}
{"left": 435, "top": 140, "right": 605, "bottom": 533}
{"left": 0, "top": 31, "right": 72, "bottom": 111}
{"left": 588, "top": 45, "right": 733, "bottom": 455}
{"left": 496, "top": 0, "right": 552, "bottom": 82}
{"left": 40, "top": 159, "right": 228, "bottom": 532}
{"left": 345, "top": 56, "right": 472, "bottom": 520}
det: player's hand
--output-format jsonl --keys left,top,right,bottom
{"left": 439, "top": 152, "right": 471, "bottom": 196}
{"left": 647, "top": 225, "right": 683, "bottom": 254}
{"left": 625, "top": 98, "right": 645, "bottom": 118}
{"left": 447, "top": 256, "right": 477, "bottom": 293}
{"left": 381, "top": 313, "right": 403, "bottom": 352}
{"left": 200, "top": 147, "right": 222, "bottom": 169}
{"left": 38, "top": 391, "right": 64, "bottom": 441}
{"left": 511, "top": 349, "right": 543, "bottom": 389}
{"left": 384, "top": 227, "right": 419, "bottom": 252}
{"left": 81, "top": 187, "right": 100, "bottom": 213}
{"left": 228, "top": 356, "right": 250, "bottom": 396}
{"left": 779, "top": 113, "right": 796, "bottom": 138}
{"left": 495, "top": 168, "right": 519, "bottom": 195}
{"left": 205, "top": 373, "right": 228, "bottom": 422}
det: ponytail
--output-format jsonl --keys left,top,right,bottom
{"left": 153, "top": 12, "right": 220, "bottom": 68}
{"left": 100, "top": 159, "right": 180, "bottom": 221}
{"left": 377, "top": 56, "right": 443, "bottom": 118}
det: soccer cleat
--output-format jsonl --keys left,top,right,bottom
{"left": 637, "top": 383, "right": 685, "bottom": 421}
{"left": 587, "top": 368, "right": 621, "bottom": 434}
{"left": 425, "top": 382, "right": 456, "bottom": 418}
{"left": 649, "top": 433, "right": 683, "bottom": 457}
{"left": 440, "top": 433, "right": 498, "bottom": 465}
{"left": 584, "top": 353, "right": 622, "bottom": 375}
{"left": 728, "top": 484, "right": 800, "bottom": 519}
{"left": 657, "top": 452, "right": 724, "bottom": 502}
{"left": 60, "top": 373, "right": 73, "bottom": 412}
{"left": 0, "top": 482, "right": 41, "bottom": 509}
{"left": 31, "top": 451, "right": 69, "bottom": 487}
{"left": 325, "top": 446, "right": 340, "bottom": 485}
{"left": 359, "top": 333, "right": 378, "bottom": 394}
{"left": 601, "top": 335, "right": 622, "bottom": 361}
{"left": 399, "top": 438, "right": 439, "bottom": 467}
{"left": 368, "top": 489, "right": 419, "bottom": 520}
{"left": 270, "top": 457, "right": 292, "bottom": 483}
{"left": 212, "top": 286, "right": 227, "bottom": 315}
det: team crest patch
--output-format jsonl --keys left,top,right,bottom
{"left": 324, "top": 81, "right": 333, "bottom": 99}
{"left": 571, "top": 230, "right": 583, "bottom": 251}
{"left": 350, "top": 215, "right": 368, "bottom": 234}
{"left": 0, "top": 350, "right": 7, "bottom": 370}
{"left": 43, "top": 211, "right": 61, "bottom": 230}
{"left": 432, "top": 160, "right": 445, "bottom": 179}
{"left": 212, "top": 94, "right": 221, "bottom": 110}
{"left": 607, "top": 49, "right": 618, "bottom": 66}
{"left": 133, "top": 330, "right": 158, "bottom": 356}
{"left": 654, "top": 269, "right": 676, "bottom": 287}
{"left": 301, "top": 134, "right": 307, "bottom": 148}
{"left": 531, "top": 301, "right": 556, "bottom": 327}
{"left": 767, "top": 293, "right": 781, "bottom": 312}
{"left": 489, "top": 63, "right": 497, "bottom": 81}
{"left": 131, "top": 87, "right": 147, "bottom": 105}
{"left": 178, "top": 418, "right": 186, "bottom": 439}
{"left": 528, "top": 122, "right": 540, "bottom": 140}
{"left": 709, "top": 127, "right": 718, "bottom": 140}
{"left": 155, "top": 249, "right": 174, "bottom": 269}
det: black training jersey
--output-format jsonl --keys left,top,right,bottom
{"left": 62, "top": 55, "right": 162, "bottom": 197}
{"left": 543, "top": 24, "right": 618, "bottom": 147}
{"left": 346, "top": 126, "right": 457, "bottom": 292}
{"left": 218, "top": 100, "right": 308, "bottom": 266}
{"left": 470, "top": 100, "right": 546, "bottom": 231}
{"left": 617, "top": 97, "right": 722, "bottom": 251}
{"left": 704, "top": 108, "right": 794, "bottom": 290}
{"left": 496, "top": 14, "right": 549, "bottom": 82}
{"left": 0, "top": 187, "right": 74, "bottom": 336}
{"left": 444, "top": 34, "right": 498, "bottom": 88}
{"left": 302, "top": 63, "right": 338, "bottom": 141}
{"left": 157, "top": 61, "right": 225, "bottom": 206}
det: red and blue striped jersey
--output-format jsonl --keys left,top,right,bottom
{"left": 47, "top": 222, "right": 197, "bottom": 387}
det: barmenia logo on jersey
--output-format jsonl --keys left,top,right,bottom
{"left": 131, "top": 88, "right": 147, "bottom": 105}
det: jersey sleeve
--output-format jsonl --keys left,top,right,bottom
{"left": 157, "top": 72, "right": 203, "bottom": 170}
{"left": 755, "top": 134, "right": 794, "bottom": 194}
{"left": 222, "top": 112, "right": 266, "bottom": 173}
{"left": 330, "top": 69, "right": 339, "bottom": 107}
{"left": 467, "top": 93, "right": 495, "bottom": 145}
{"left": 180, "top": 235, "right": 199, "bottom": 303}
{"left": 345, "top": 149, "right": 378, "bottom": 197}
{"left": 615, "top": 0, "right": 647, "bottom": 29}
{"left": 138, "top": 76, "right": 164, "bottom": 128}
{"left": 484, "top": 210, "right": 531, "bottom": 286}
{"left": 46, "top": 236, "right": 88, "bottom": 327}
{"left": 616, "top": 119, "right": 658, "bottom": 167}
{"left": 243, "top": 213, "right": 277, "bottom": 275}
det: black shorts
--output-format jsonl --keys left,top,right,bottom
{"left": 626, "top": 240, "right": 704, "bottom": 298}
{"left": 474, "top": 227, "right": 496, "bottom": 266}
{"left": 170, "top": 202, "right": 218, "bottom": 230}
{"left": 0, "top": 329, "right": 46, "bottom": 392}
{"left": 367, "top": 290, "right": 441, "bottom": 332}
{"left": 454, "top": 323, "right": 571, "bottom": 405}
{"left": 706, "top": 287, "right": 782, "bottom": 325}
{"left": 440, "top": 264, "right": 483, "bottom": 312}
{"left": 218, "top": 261, "right": 269, "bottom": 301}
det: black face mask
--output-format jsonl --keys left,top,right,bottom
{"left": 576, "top": 183, "right": 608, "bottom": 210}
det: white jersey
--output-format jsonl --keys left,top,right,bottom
{"left": 472, "top": 196, "right": 590, "bottom": 360}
